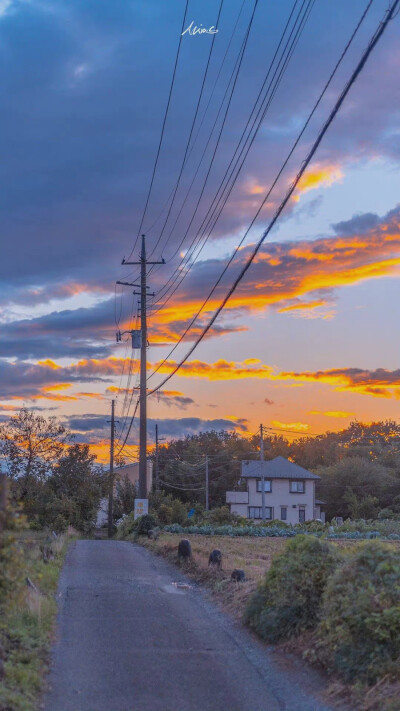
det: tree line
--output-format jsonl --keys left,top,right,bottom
{"left": 154, "top": 421, "right": 400, "bottom": 520}
{"left": 1, "top": 408, "right": 399, "bottom": 530}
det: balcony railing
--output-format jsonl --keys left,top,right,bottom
{"left": 226, "top": 491, "right": 249, "bottom": 504}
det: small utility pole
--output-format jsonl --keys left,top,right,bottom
{"left": 108, "top": 400, "right": 115, "bottom": 538}
{"left": 205, "top": 455, "right": 209, "bottom": 511}
{"left": 260, "top": 423, "right": 265, "bottom": 521}
{"left": 155, "top": 424, "right": 165, "bottom": 492}
{"left": 122, "top": 235, "right": 164, "bottom": 499}
{"left": 0, "top": 471, "right": 7, "bottom": 539}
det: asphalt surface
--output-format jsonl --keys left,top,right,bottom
{"left": 43, "top": 540, "right": 337, "bottom": 711}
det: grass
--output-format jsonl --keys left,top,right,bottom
{"left": 0, "top": 529, "right": 74, "bottom": 711}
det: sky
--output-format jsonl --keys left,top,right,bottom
{"left": 1, "top": 0, "right": 399, "bottom": 462}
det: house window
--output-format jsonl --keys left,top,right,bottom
{"left": 290, "top": 480, "right": 305, "bottom": 493}
{"left": 256, "top": 479, "right": 272, "bottom": 492}
{"left": 248, "top": 506, "right": 273, "bottom": 520}
{"left": 280, "top": 507, "right": 287, "bottom": 521}
{"left": 299, "top": 506, "right": 306, "bottom": 523}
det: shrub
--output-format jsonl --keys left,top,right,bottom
{"left": 135, "top": 513, "right": 158, "bottom": 535}
{"left": 245, "top": 535, "right": 341, "bottom": 643}
{"left": 315, "top": 541, "right": 400, "bottom": 683}
{"left": 204, "top": 506, "right": 240, "bottom": 525}
{"left": 170, "top": 499, "right": 187, "bottom": 525}
{"left": 158, "top": 504, "right": 173, "bottom": 525}
{"left": 115, "top": 512, "right": 136, "bottom": 538}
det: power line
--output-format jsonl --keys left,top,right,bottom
{"left": 143, "top": 0, "right": 247, "bottom": 242}
{"left": 150, "top": 0, "right": 309, "bottom": 308}
{"left": 126, "top": 0, "right": 190, "bottom": 260}
{"left": 149, "top": 0, "right": 261, "bottom": 294}
{"left": 146, "top": 0, "right": 393, "bottom": 397}
{"left": 146, "top": 0, "right": 371, "bottom": 382}
{"left": 148, "top": 0, "right": 225, "bottom": 259}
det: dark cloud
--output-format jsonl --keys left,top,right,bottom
{"left": 0, "top": 0, "right": 398, "bottom": 304}
{"left": 332, "top": 212, "right": 380, "bottom": 235}
{"left": 62, "top": 413, "right": 249, "bottom": 443}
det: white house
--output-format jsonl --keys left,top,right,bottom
{"left": 226, "top": 456, "right": 325, "bottom": 524}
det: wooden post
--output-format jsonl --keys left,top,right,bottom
{"left": 0, "top": 472, "right": 7, "bottom": 539}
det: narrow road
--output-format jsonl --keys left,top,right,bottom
{"left": 44, "top": 540, "right": 335, "bottom": 711}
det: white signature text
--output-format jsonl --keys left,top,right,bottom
{"left": 182, "top": 21, "right": 219, "bottom": 37}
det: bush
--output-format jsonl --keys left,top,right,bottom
{"left": 158, "top": 504, "right": 173, "bottom": 525}
{"left": 135, "top": 513, "right": 158, "bottom": 535}
{"left": 170, "top": 499, "right": 187, "bottom": 525}
{"left": 204, "top": 506, "right": 242, "bottom": 526}
{"left": 315, "top": 541, "right": 400, "bottom": 683}
{"left": 245, "top": 535, "right": 341, "bottom": 643}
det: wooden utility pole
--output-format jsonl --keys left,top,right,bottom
{"left": 205, "top": 455, "right": 209, "bottom": 511}
{"left": 0, "top": 471, "right": 7, "bottom": 539}
{"left": 155, "top": 425, "right": 166, "bottom": 492}
{"left": 260, "top": 423, "right": 266, "bottom": 521}
{"left": 122, "top": 235, "right": 164, "bottom": 499}
{"left": 108, "top": 399, "right": 115, "bottom": 538}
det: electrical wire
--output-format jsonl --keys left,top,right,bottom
{"left": 148, "top": 0, "right": 225, "bottom": 258}
{"left": 152, "top": 0, "right": 308, "bottom": 307}
{"left": 146, "top": 0, "right": 387, "bottom": 396}
{"left": 126, "top": 0, "right": 190, "bottom": 260}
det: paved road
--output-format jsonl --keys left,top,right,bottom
{"left": 43, "top": 540, "right": 336, "bottom": 711}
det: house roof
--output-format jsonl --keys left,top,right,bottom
{"left": 315, "top": 499, "right": 326, "bottom": 505}
{"left": 241, "top": 456, "right": 320, "bottom": 480}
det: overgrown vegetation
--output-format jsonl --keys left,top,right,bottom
{"left": 312, "top": 541, "right": 400, "bottom": 684}
{"left": 0, "top": 409, "right": 106, "bottom": 533}
{"left": 245, "top": 536, "right": 341, "bottom": 642}
{"left": 0, "top": 500, "right": 73, "bottom": 711}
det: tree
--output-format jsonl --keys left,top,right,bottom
{"left": 48, "top": 444, "right": 105, "bottom": 531}
{"left": 316, "top": 457, "right": 398, "bottom": 520}
{"left": 0, "top": 409, "right": 72, "bottom": 514}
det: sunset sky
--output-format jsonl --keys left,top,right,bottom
{"left": 1, "top": 0, "right": 399, "bottom": 461}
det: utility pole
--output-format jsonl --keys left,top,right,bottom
{"left": 260, "top": 423, "right": 265, "bottom": 521}
{"left": 155, "top": 424, "right": 165, "bottom": 492}
{"left": 205, "top": 455, "right": 209, "bottom": 511}
{"left": 122, "top": 235, "right": 164, "bottom": 499}
{"left": 108, "top": 400, "right": 115, "bottom": 538}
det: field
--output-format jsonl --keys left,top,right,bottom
{"left": 140, "top": 532, "right": 366, "bottom": 619}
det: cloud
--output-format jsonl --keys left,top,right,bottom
{"left": 264, "top": 398, "right": 274, "bottom": 405}
{"left": 309, "top": 410, "right": 355, "bottom": 418}
{"left": 271, "top": 421, "right": 310, "bottom": 433}
{"left": 62, "top": 413, "right": 249, "bottom": 444}
{"left": 149, "top": 358, "right": 274, "bottom": 381}
{"left": 292, "top": 162, "right": 344, "bottom": 202}
{"left": 278, "top": 367, "right": 400, "bottom": 399}
{"left": 2, "top": 204, "right": 400, "bottom": 363}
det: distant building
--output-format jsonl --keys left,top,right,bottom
{"left": 114, "top": 461, "right": 153, "bottom": 494}
{"left": 96, "top": 460, "right": 153, "bottom": 527}
{"left": 226, "top": 456, "right": 325, "bottom": 524}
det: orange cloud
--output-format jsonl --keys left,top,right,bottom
{"left": 144, "top": 212, "right": 400, "bottom": 342}
{"left": 149, "top": 359, "right": 274, "bottom": 381}
{"left": 278, "top": 299, "right": 327, "bottom": 313}
{"left": 277, "top": 367, "right": 400, "bottom": 399}
{"left": 271, "top": 420, "right": 310, "bottom": 432}
{"left": 293, "top": 162, "right": 344, "bottom": 201}
{"left": 309, "top": 410, "right": 355, "bottom": 418}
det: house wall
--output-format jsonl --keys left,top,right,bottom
{"left": 230, "top": 503, "right": 248, "bottom": 517}
{"left": 114, "top": 461, "right": 153, "bottom": 493}
{"left": 246, "top": 477, "right": 316, "bottom": 524}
